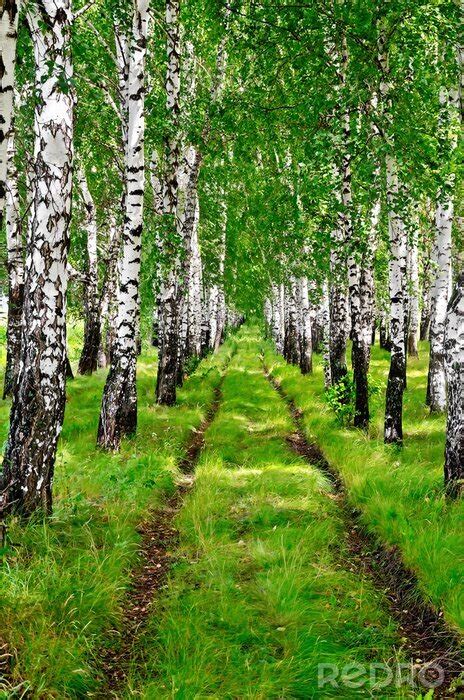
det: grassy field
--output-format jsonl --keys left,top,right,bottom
{"left": 130, "top": 329, "right": 407, "bottom": 698}
{"left": 264, "top": 336, "right": 464, "bottom": 638}
{"left": 0, "top": 324, "right": 462, "bottom": 698}
{"left": 0, "top": 325, "right": 235, "bottom": 697}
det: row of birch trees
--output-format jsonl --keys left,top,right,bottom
{"left": 0, "top": 0, "right": 240, "bottom": 516}
{"left": 0, "top": 0, "right": 462, "bottom": 518}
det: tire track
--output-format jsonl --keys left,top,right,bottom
{"left": 96, "top": 357, "right": 232, "bottom": 697}
{"left": 263, "top": 363, "right": 463, "bottom": 698}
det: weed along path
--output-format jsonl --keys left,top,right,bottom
{"left": 124, "top": 330, "right": 437, "bottom": 699}
{"left": 97, "top": 352, "right": 235, "bottom": 696}
{"left": 263, "top": 359, "right": 463, "bottom": 697}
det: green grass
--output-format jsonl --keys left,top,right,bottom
{"left": 130, "top": 328, "right": 410, "bottom": 699}
{"left": 263, "top": 336, "right": 464, "bottom": 638}
{"left": 1, "top": 324, "right": 461, "bottom": 698}
{"left": 0, "top": 325, "right": 235, "bottom": 698}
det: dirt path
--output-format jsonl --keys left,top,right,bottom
{"left": 96, "top": 369, "right": 229, "bottom": 697}
{"left": 264, "top": 366, "right": 463, "bottom": 698}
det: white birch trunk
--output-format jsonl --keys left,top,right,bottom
{"left": 209, "top": 285, "right": 219, "bottom": 350}
{"left": 0, "top": 0, "right": 20, "bottom": 229}
{"left": 407, "top": 226, "right": 420, "bottom": 357}
{"left": 384, "top": 155, "right": 407, "bottom": 443}
{"left": 321, "top": 279, "right": 332, "bottom": 389}
{"left": 213, "top": 194, "right": 227, "bottom": 350}
{"left": 98, "top": 215, "right": 120, "bottom": 368}
{"left": 187, "top": 192, "right": 202, "bottom": 357}
{"left": 284, "top": 280, "right": 300, "bottom": 365}
{"left": 329, "top": 224, "right": 349, "bottom": 385}
{"left": 2, "top": 0, "right": 74, "bottom": 516}
{"left": 156, "top": 0, "right": 183, "bottom": 405}
{"left": 77, "top": 165, "right": 100, "bottom": 374}
{"left": 444, "top": 272, "right": 464, "bottom": 497}
{"left": 271, "top": 283, "right": 284, "bottom": 354}
{"left": 427, "top": 74, "right": 460, "bottom": 411}
{"left": 98, "top": 0, "right": 150, "bottom": 450}
{"left": 420, "top": 244, "right": 433, "bottom": 341}
{"left": 163, "top": 0, "right": 180, "bottom": 214}
{"left": 299, "top": 277, "right": 312, "bottom": 374}
{"left": 149, "top": 150, "right": 165, "bottom": 348}
{"left": 201, "top": 285, "right": 211, "bottom": 353}
{"left": 3, "top": 130, "right": 24, "bottom": 398}
{"left": 428, "top": 199, "right": 453, "bottom": 412}
{"left": 353, "top": 197, "right": 379, "bottom": 427}
{"left": 378, "top": 37, "right": 407, "bottom": 443}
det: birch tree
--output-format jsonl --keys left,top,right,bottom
{"left": 187, "top": 194, "right": 202, "bottom": 357}
{"left": 3, "top": 131, "right": 23, "bottom": 398}
{"left": 321, "top": 280, "right": 332, "bottom": 389}
{"left": 211, "top": 194, "right": 228, "bottom": 350}
{"left": 283, "top": 281, "right": 301, "bottom": 365}
{"left": 378, "top": 33, "right": 408, "bottom": 445}
{"left": 77, "top": 165, "right": 100, "bottom": 375}
{"left": 444, "top": 272, "right": 464, "bottom": 498}
{"left": 329, "top": 222, "right": 349, "bottom": 385}
{"left": 0, "top": 0, "right": 19, "bottom": 231}
{"left": 98, "top": 0, "right": 150, "bottom": 450}
{"left": 156, "top": 0, "right": 182, "bottom": 406}
{"left": 407, "top": 226, "right": 420, "bottom": 357}
{"left": 1, "top": 0, "right": 74, "bottom": 516}
{"left": 98, "top": 215, "right": 120, "bottom": 367}
{"left": 383, "top": 155, "right": 407, "bottom": 444}
{"left": 427, "top": 84, "right": 459, "bottom": 413}
{"left": 298, "top": 276, "right": 312, "bottom": 374}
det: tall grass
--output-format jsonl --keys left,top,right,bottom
{"left": 263, "top": 336, "right": 464, "bottom": 637}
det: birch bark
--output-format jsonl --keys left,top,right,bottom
{"left": 353, "top": 200, "right": 378, "bottom": 428}
{"left": 1, "top": 0, "right": 74, "bottom": 516}
{"left": 427, "top": 79, "right": 459, "bottom": 412}
{"left": 428, "top": 184, "right": 454, "bottom": 409}
{"left": 342, "top": 90, "right": 372, "bottom": 424}
{"left": 444, "top": 272, "right": 464, "bottom": 497}
{"left": 201, "top": 285, "right": 211, "bottom": 353}
{"left": 3, "top": 131, "right": 23, "bottom": 398}
{"left": 329, "top": 227, "right": 348, "bottom": 384}
{"left": 176, "top": 146, "right": 202, "bottom": 372}
{"left": 187, "top": 192, "right": 202, "bottom": 357}
{"left": 321, "top": 279, "right": 332, "bottom": 389}
{"left": 407, "top": 226, "right": 420, "bottom": 357}
{"left": 156, "top": 0, "right": 182, "bottom": 405}
{"left": 213, "top": 194, "right": 227, "bottom": 350}
{"left": 284, "top": 281, "right": 300, "bottom": 365}
{"left": 98, "top": 215, "right": 120, "bottom": 367}
{"left": 298, "top": 277, "right": 312, "bottom": 374}
{"left": 420, "top": 249, "right": 432, "bottom": 341}
{"left": 149, "top": 151, "right": 164, "bottom": 348}
{"left": 271, "top": 283, "right": 284, "bottom": 354}
{"left": 77, "top": 166, "right": 100, "bottom": 374}
{"left": 98, "top": 0, "right": 149, "bottom": 450}
{"left": 379, "top": 38, "right": 407, "bottom": 444}
{"left": 384, "top": 156, "right": 407, "bottom": 443}
{"left": 0, "top": 0, "right": 19, "bottom": 230}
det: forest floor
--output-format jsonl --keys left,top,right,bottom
{"left": 0, "top": 325, "right": 463, "bottom": 698}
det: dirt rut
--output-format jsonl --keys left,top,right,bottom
{"left": 96, "top": 372, "right": 228, "bottom": 696}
